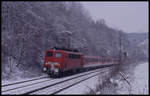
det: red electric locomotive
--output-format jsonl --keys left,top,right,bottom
{"left": 43, "top": 48, "right": 84, "bottom": 75}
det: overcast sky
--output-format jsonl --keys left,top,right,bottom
{"left": 81, "top": 2, "right": 148, "bottom": 33}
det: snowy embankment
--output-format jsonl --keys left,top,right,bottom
{"left": 116, "top": 62, "right": 149, "bottom": 94}
{"left": 130, "top": 62, "right": 149, "bottom": 94}
{"left": 2, "top": 68, "right": 111, "bottom": 95}
{"left": 57, "top": 75, "right": 99, "bottom": 94}
{"left": 2, "top": 71, "right": 47, "bottom": 86}
{"left": 99, "top": 62, "right": 149, "bottom": 94}
{"left": 2, "top": 75, "right": 48, "bottom": 86}
{"left": 59, "top": 62, "right": 149, "bottom": 94}
{"left": 2, "top": 56, "right": 46, "bottom": 85}
{"left": 2, "top": 62, "right": 148, "bottom": 94}
{"left": 57, "top": 68, "right": 112, "bottom": 94}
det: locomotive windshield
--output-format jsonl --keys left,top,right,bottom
{"left": 46, "top": 52, "right": 53, "bottom": 57}
{"left": 55, "top": 53, "right": 62, "bottom": 58}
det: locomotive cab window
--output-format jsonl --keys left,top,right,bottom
{"left": 56, "top": 53, "right": 62, "bottom": 58}
{"left": 46, "top": 52, "right": 53, "bottom": 57}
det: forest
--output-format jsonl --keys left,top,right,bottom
{"left": 1, "top": 2, "right": 148, "bottom": 79}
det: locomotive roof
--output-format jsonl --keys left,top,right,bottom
{"left": 46, "top": 49, "right": 82, "bottom": 55}
{"left": 84, "top": 56, "right": 100, "bottom": 58}
{"left": 84, "top": 55, "right": 113, "bottom": 58}
{"left": 52, "top": 47, "right": 79, "bottom": 52}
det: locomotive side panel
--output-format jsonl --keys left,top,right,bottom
{"left": 64, "top": 52, "right": 82, "bottom": 71}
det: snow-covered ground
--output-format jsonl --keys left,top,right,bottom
{"left": 58, "top": 62, "right": 149, "bottom": 94}
{"left": 2, "top": 75, "right": 48, "bottom": 86}
{"left": 102, "top": 62, "right": 149, "bottom": 94}
{"left": 2, "top": 62, "right": 148, "bottom": 94}
{"left": 2, "top": 68, "right": 111, "bottom": 94}
{"left": 116, "top": 62, "right": 149, "bottom": 94}
{"left": 57, "top": 75, "right": 99, "bottom": 94}
{"left": 2, "top": 56, "right": 45, "bottom": 84}
{"left": 57, "top": 70, "right": 111, "bottom": 94}
{"left": 130, "top": 62, "right": 149, "bottom": 94}
{"left": 2, "top": 73, "right": 47, "bottom": 86}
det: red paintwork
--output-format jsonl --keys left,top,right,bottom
{"left": 44, "top": 50, "right": 64, "bottom": 68}
{"left": 44, "top": 49, "right": 83, "bottom": 70}
{"left": 64, "top": 51, "right": 83, "bottom": 70}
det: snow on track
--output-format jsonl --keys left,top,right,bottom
{"left": 30, "top": 68, "right": 111, "bottom": 94}
{"left": 57, "top": 75, "right": 99, "bottom": 94}
{"left": 2, "top": 75, "right": 48, "bottom": 86}
{"left": 2, "top": 67, "right": 112, "bottom": 95}
{"left": 2, "top": 78, "right": 52, "bottom": 92}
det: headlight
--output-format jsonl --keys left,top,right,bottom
{"left": 43, "top": 67, "right": 47, "bottom": 71}
{"left": 54, "top": 68, "right": 59, "bottom": 72}
{"left": 46, "top": 62, "right": 52, "bottom": 65}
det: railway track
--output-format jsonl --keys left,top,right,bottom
{"left": 2, "top": 66, "right": 114, "bottom": 95}
{"left": 2, "top": 75, "right": 48, "bottom": 87}
{"left": 2, "top": 77, "right": 54, "bottom": 93}
{"left": 31, "top": 67, "right": 113, "bottom": 95}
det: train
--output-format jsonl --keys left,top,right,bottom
{"left": 43, "top": 47, "right": 119, "bottom": 76}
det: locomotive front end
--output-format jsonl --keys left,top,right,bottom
{"left": 43, "top": 49, "right": 64, "bottom": 76}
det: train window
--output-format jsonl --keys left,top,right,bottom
{"left": 46, "top": 52, "right": 52, "bottom": 57}
{"left": 56, "top": 53, "right": 62, "bottom": 58}
{"left": 73, "top": 54, "right": 75, "bottom": 59}
{"left": 68, "top": 54, "right": 81, "bottom": 59}
{"left": 69, "top": 54, "right": 72, "bottom": 58}
{"left": 78, "top": 55, "right": 81, "bottom": 59}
